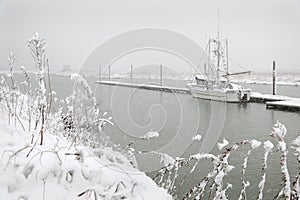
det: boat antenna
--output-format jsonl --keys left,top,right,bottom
{"left": 216, "top": 8, "right": 220, "bottom": 85}
{"left": 217, "top": 8, "right": 220, "bottom": 40}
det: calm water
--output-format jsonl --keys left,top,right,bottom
{"left": 6, "top": 74, "right": 300, "bottom": 199}
{"left": 94, "top": 79, "right": 299, "bottom": 199}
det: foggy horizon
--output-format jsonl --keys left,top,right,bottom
{"left": 0, "top": 0, "right": 299, "bottom": 73}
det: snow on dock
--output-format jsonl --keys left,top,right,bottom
{"left": 251, "top": 92, "right": 300, "bottom": 111}
{"left": 250, "top": 92, "right": 293, "bottom": 103}
{"left": 266, "top": 99, "right": 300, "bottom": 111}
{"left": 96, "top": 80, "right": 191, "bottom": 94}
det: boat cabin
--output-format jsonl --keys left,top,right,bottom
{"left": 195, "top": 75, "right": 208, "bottom": 85}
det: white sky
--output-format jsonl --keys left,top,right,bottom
{"left": 0, "top": 0, "right": 299, "bottom": 73}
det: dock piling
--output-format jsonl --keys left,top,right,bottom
{"left": 160, "top": 64, "right": 163, "bottom": 86}
{"left": 131, "top": 65, "right": 133, "bottom": 84}
{"left": 272, "top": 61, "right": 276, "bottom": 95}
{"left": 108, "top": 65, "right": 111, "bottom": 81}
{"left": 98, "top": 65, "right": 101, "bottom": 82}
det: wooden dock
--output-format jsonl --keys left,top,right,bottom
{"left": 96, "top": 81, "right": 191, "bottom": 94}
{"left": 250, "top": 92, "right": 292, "bottom": 103}
{"left": 251, "top": 92, "right": 300, "bottom": 111}
{"left": 266, "top": 100, "right": 300, "bottom": 111}
{"left": 96, "top": 81, "right": 300, "bottom": 112}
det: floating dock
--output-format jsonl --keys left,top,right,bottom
{"left": 250, "top": 92, "right": 292, "bottom": 103}
{"left": 266, "top": 100, "right": 300, "bottom": 111}
{"left": 96, "top": 81, "right": 300, "bottom": 112}
{"left": 96, "top": 81, "right": 191, "bottom": 94}
{"left": 250, "top": 92, "right": 300, "bottom": 111}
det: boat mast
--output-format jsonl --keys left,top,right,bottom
{"left": 208, "top": 37, "right": 211, "bottom": 80}
{"left": 226, "top": 38, "right": 229, "bottom": 78}
{"left": 217, "top": 9, "right": 220, "bottom": 85}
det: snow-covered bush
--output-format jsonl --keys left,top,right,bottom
{"left": 52, "top": 73, "right": 113, "bottom": 150}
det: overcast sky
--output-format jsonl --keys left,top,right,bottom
{"left": 0, "top": 0, "right": 299, "bottom": 73}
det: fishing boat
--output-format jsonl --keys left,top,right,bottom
{"left": 187, "top": 31, "right": 251, "bottom": 103}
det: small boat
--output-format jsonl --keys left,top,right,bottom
{"left": 187, "top": 31, "right": 251, "bottom": 103}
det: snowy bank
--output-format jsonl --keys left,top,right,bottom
{"left": 0, "top": 113, "right": 171, "bottom": 200}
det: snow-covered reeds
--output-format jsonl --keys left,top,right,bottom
{"left": 257, "top": 140, "right": 274, "bottom": 200}
{"left": 153, "top": 122, "right": 300, "bottom": 199}
{"left": 20, "top": 66, "right": 32, "bottom": 132}
{"left": 291, "top": 134, "right": 300, "bottom": 199}
{"left": 270, "top": 122, "right": 291, "bottom": 199}
{"left": 27, "top": 32, "right": 48, "bottom": 145}
{"left": 181, "top": 139, "right": 260, "bottom": 200}
{"left": 60, "top": 73, "right": 113, "bottom": 149}
{"left": 0, "top": 52, "right": 27, "bottom": 131}
{"left": 7, "top": 52, "right": 17, "bottom": 126}
{"left": 238, "top": 139, "right": 261, "bottom": 200}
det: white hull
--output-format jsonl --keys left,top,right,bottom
{"left": 190, "top": 87, "right": 251, "bottom": 103}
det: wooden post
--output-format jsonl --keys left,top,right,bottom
{"left": 272, "top": 61, "right": 276, "bottom": 95}
{"left": 98, "top": 65, "right": 101, "bottom": 82}
{"left": 108, "top": 65, "right": 111, "bottom": 81}
{"left": 130, "top": 64, "right": 133, "bottom": 84}
{"left": 160, "top": 64, "right": 163, "bottom": 86}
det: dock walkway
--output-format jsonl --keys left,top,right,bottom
{"left": 96, "top": 81, "right": 191, "bottom": 94}
{"left": 266, "top": 100, "right": 300, "bottom": 111}
{"left": 96, "top": 81, "right": 300, "bottom": 112}
{"left": 250, "top": 92, "right": 293, "bottom": 103}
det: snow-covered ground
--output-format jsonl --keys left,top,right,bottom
{"left": 0, "top": 113, "right": 171, "bottom": 200}
{"left": 92, "top": 72, "right": 300, "bottom": 86}
{"left": 230, "top": 73, "right": 300, "bottom": 86}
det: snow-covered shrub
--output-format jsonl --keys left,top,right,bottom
{"left": 54, "top": 73, "right": 113, "bottom": 149}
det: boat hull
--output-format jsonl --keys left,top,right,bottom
{"left": 190, "top": 88, "right": 251, "bottom": 103}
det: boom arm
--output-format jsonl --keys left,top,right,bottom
{"left": 222, "top": 70, "right": 251, "bottom": 77}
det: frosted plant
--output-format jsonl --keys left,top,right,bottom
{"left": 7, "top": 52, "right": 17, "bottom": 126}
{"left": 20, "top": 66, "right": 32, "bottom": 132}
{"left": 27, "top": 32, "right": 48, "bottom": 145}
{"left": 154, "top": 154, "right": 193, "bottom": 196}
{"left": 192, "top": 134, "right": 202, "bottom": 141}
{"left": 184, "top": 138, "right": 260, "bottom": 200}
{"left": 1, "top": 74, "right": 13, "bottom": 125}
{"left": 238, "top": 139, "right": 261, "bottom": 200}
{"left": 65, "top": 73, "right": 112, "bottom": 149}
{"left": 257, "top": 140, "right": 274, "bottom": 200}
{"left": 141, "top": 131, "right": 160, "bottom": 139}
{"left": 270, "top": 121, "right": 291, "bottom": 199}
{"left": 217, "top": 138, "right": 229, "bottom": 151}
{"left": 183, "top": 153, "right": 220, "bottom": 200}
{"left": 291, "top": 134, "right": 300, "bottom": 199}
{"left": 124, "top": 130, "right": 160, "bottom": 159}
